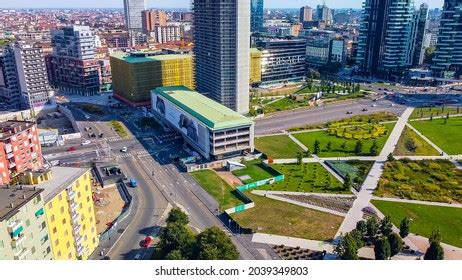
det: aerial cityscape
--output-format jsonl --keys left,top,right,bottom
{"left": 1, "top": 0, "right": 462, "bottom": 263}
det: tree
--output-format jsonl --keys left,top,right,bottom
{"left": 314, "top": 140, "right": 321, "bottom": 154}
{"left": 356, "top": 220, "right": 367, "bottom": 236}
{"left": 354, "top": 140, "right": 363, "bottom": 155}
{"left": 370, "top": 140, "right": 379, "bottom": 156}
{"left": 334, "top": 232, "right": 360, "bottom": 260}
{"left": 304, "top": 148, "right": 312, "bottom": 158}
{"left": 388, "top": 233, "right": 403, "bottom": 257}
{"left": 166, "top": 208, "right": 189, "bottom": 226}
{"left": 326, "top": 141, "right": 333, "bottom": 151}
{"left": 344, "top": 173, "right": 352, "bottom": 189}
{"left": 165, "top": 250, "right": 185, "bottom": 260}
{"left": 341, "top": 141, "right": 347, "bottom": 150}
{"left": 374, "top": 237, "right": 391, "bottom": 260}
{"left": 424, "top": 46, "right": 436, "bottom": 65}
{"left": 158, "top": 221, "right": 195, "bottom": 258}
{"left": 387, "top": 153, "right": 395, "bottom": 161}
{"left": 366, "top": 216, "right": 380, "bottom": 237}
{"left": 399, "top": 217, "right": 411, "bottom": 238}
{"left": 424, "top": 230, "right": 444, "bottom": 260}
{"left": 380, "top": 215, "right": 393, "bottom": 236}
{"left": 193, "top": 227, "right": 239, "bottom": 260}
{"left": 296, "top": 152, "right": 303, "bottom": 166}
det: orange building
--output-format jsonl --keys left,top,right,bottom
{"left": 142, "top": 10, "right": 167, "bottom": 33}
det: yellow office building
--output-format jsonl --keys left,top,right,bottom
{"left": 28, "top": 167, "right": 99, "bottom": 260}
{"left": 111, "top": 52, "right": 195, "bottom": 106}
{"left": 250, "top": 48, "right": 262, "bottom": 85}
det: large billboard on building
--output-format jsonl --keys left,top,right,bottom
{"left": 153, "top": 95, "right": 210, "bottom": 156}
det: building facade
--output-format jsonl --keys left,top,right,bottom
{"left": 154, "top": 26, "right": 182, "bottom": 44}
{"left": 0, "top": 121, "right": 43, "bottom": 186}
{"left": 357, "top": 0, "right": 415, "bottom": 79}
{"left": 257, "top": 38, "right": 307, "bottom": 84}
{"left": 192, "top": 0, "right": 250, "bottom": 114}
{"left": 0, "top": 43, "right": 51, "bottom": 109}
{"left": 100, "top": 30, "right": 130, "bottom": 49}
{"left": 411, "top": 3, "right": 429, "bottom": 66}
{"left": 151, "top": 86, "right": 254, "bottom": 160}
{"left": 432, "top": 0, "right": 462, "bottom": 79}
{"left": 46, "top": 26, "right": 100, "bottom": 96}
{"left": 38, "top": 167, "right": 98, "bottom": 260}
{"left": 111, "top": 52, "right": 194, "bottom": 106}
{"left": 142, "top": 10, "right": 167, "bottom": 34}
{"left": 316, "top": 4, "right": 333, "bottom": 26}
{"left": 250, "top": 48, "right": 262, "bottom": 85}
{"left": 251, "top": 0, "right": 264, "bottom": 33}
{"left": 0, "top": 186, "right": 52, "bottom": 260}
{"left": 124, "top": 0, "right": 146, "bottom": 32}
{"left": 300, "top": 6, "right": 313, "bottom": 23}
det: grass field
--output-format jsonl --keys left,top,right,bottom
{"left": 394, "top": 126, "right": 440, "bottom": 156}
{"left": 232, "top": 193, "right": 344, "bottom": 241}
{"left": 375, "top": 160, "right": 462, "bottom": 203}
{"left": 109, "top": 120, "right": 129, "bottom": 138}
{"left": 259, "top": 163, "right": 349, "bottom": 194}
{"left": 191, "top": 170, "right": 246, "bottom": 211}
{"left": 372, "top": 200, "right": 462, "bottom": 248}
{"left": 293, "top": 123, "right": 396, "bottom": 157}
{"left": 255, "top": 135, "right": 305, "bottom": 159}
{"left": 410, "top": 106, "right": 461, "bottom": 119}
{"left": 326, "top": 160, "right": 374, "bottom": 189}
{"left": 410, "top": 117, "right": 462, "bottom": 155}
{"left": 263, "top": 97, "right": 312, "bottom": 113}
{"left": 232, "top": 160, "right": 280, "bottom": 184}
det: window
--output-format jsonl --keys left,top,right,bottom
{"left": 86, "top": 196, "right": 90, "bottom": 203}
{"left": 91, "top": 227, "right": 95, "bottom": 233}
{"left": 64, "top": 230, "right": 68, "bottom": 236}
{"left": 60, "top": 206, "right": 64, "bottom": 214}
{"left": 68, "top": 252, "right": 72, "bottom": 259}
{"left": 59, "top": 194, "right": 63, "bottom": 201}
{"left": 51, "top": 215, "right": 55, "bottom": 222}
{"left": 57, "top": 251, "right": 61, "bottom": 257}
{"left": 62, "top": 218, "right": 66, "bottom": 225}
{"left": 88, "top": 206, "right": 92, "bottom": 213}
{"left": 30, "top": 232, "right": 34, "bottom": 239}
{"left": 25, "top": 219, "right": 30, "bottom": 227}
{"left": 55, "top": 239, "right": 59, "bottom": 246}
{"left": 84, "top": 235, "right": 88, "bottom": 241}
{"left": 46, "top": 246, "right": 51, "bottom": 254}
{"left": 66, "top": 241, "right": 70, "bottom": 248}
{"left": 31, "top": 246, "right": 36, "bottom": 254}
{"left": 92, "top": 237, "right": 96, "bottom": 244}
{"left": 90, "top": 217, "right": 93, "bottom": 223}
{"left": 78, "top": 192, "right": 81, "bottom": 198}
{"left": 52, "top": 227, "right": 57, "bottom": 234}
{"left": 48, "top": 202, "right": 53, "bottom": 209}
{"left": 0, "top": 240, "right": 4, "bottom": 249}
{"left": 83, "top": 225, "right": 86, "bottom": 231}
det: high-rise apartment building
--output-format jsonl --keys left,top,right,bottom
{"left": 193, "top": 0, "right": 250, "bottom": 114}
{"left": 0, "top": 186, "right": 52, "bottom": 260}
{"left": 411, "top": 3, "right": 429, "bottom": 66}
{"left": 0, "top": 43, "right": 51, "bottom": 109}
{"left": 46, "top": 26, "right": 100, "bottom": 96}
{"left": 357, "top": 0, "right": 415, "bottom": 79}
{"left": 251, "top": 0, "right": 264, "bottom": 33}
{"left": 142, "top": 10, "right": 168, "bottom": 34}
{"left": 155, "top": 26, "right": 182, "bottom": 44}
{"left": 0, "top": 120, "right": 43, "bottom": 186}
{"left": 316, "top": 4, "right": 333, "bottom": 26}
{"left": 123, "top": 0, "right": 146, "bottom": 32}
{"left": 300, "top": 6, "right": 313, "bottom": 23}
{"left": 432, "top": 0, "right": 462, "bottom": 79}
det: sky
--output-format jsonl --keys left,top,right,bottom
{"left": 0, "top": 0, "right": 445, "bottom": 9}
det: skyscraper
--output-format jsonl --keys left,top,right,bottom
{"left": 251, "top": 0, "right": 264, "bottom": 33}
{"left": 432, "top": 0, "right": 462, "bottom": 79}
{"left": 316, "top": 4, "right": 333, "bottom": 26}
{"left": 410, "top": 3, "right": 429, "bottom": 66}
{"left": 357, "top": 0, "right": 415, "bottom": 79}
{"left": 123, "top": 0, "right": 146, "bottom": 32}
{"left": 193, "top": 0, "right": 250, "bottom": 114}
{"left": 300, "top": 6, "right": 313, "bottom": 23}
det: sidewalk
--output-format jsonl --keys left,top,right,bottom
{"left": 372, "top": 196, "right": 462, "bottom": 208}
{"left": 252, "top": 233, "right": 334, "bottom": 252}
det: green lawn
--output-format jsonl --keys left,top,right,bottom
{"left": 191, "top": 170, "right": 246, "bottom": 211}
{"left": 232, "top": 160, "right": 280, "bottom": 184}
{"left": 410, "top": 106, "right": 461, "bottom": 119}
{"left": 263, "top": 97, "right": 312, "bottom": 113}
{"left": 372, "top": 200, "right": 462, "bottom": 248}
{"left": 293, "top": 123, "right": 396, "bottom": 157}
{"left": 255, "top": 135, "right": 304, "bottom": 159}
{"left": 375, "top": 160, "right": 462, "bottom": 203}
{"left": 326, "top": 160, "right": 374, "bottom": 189}
{"left": 259, "top": 163, "right": 349, "bottom": 194}
{"left": 410, "top": 117, "right": 462, "bottom": 155}
{"left": 109, "top": 120, "right": 129, "bottom": 138}
{"left": 394, "top": 126, "right": 440, "bottom": 156}
{"left": 232, "top": 193, "right": 344, "bottom": 241}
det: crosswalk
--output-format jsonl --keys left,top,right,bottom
{"left": 114, "top": 150, "right": 151, "bottom": 159}
{"left": 106, "top": 136, "right": 122, "bottom": 143}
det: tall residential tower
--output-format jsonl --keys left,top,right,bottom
{"left": 123, "top": 0, "right": 146, "bottom": 32}
{"left": 193, "top": 0, "right": 250, "bottom": 114}
{"left": 251, "top": 0, "right": 264, "bottom": 33}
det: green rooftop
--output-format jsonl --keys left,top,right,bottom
{"left": 154, "top": 86, "right": 254, "bottom": 131}
{"left": 111, "top": 52, "right": 192, "bottom": 64}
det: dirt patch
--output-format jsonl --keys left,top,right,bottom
{"left": 215, "top": 168, "right": 243, "bottom": 187}
{"left": 93, "top": 186, "right": 126, "bottom": 234}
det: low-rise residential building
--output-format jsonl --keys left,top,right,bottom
{"left": 0, "top": 120, "right": 43, "bottom": 186}
{"left": 111, "top": 52, "right": 194, "bottom": 106}
{"left": 0, "top": 186, "right": 52, "bottom": 260}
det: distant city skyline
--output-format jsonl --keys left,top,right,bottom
{"left": 0, "top": 0, "right": 444, "bottom": 9}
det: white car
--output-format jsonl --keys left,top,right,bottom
{"left": 81, "top": 140, "right": 91, "bottom": 146}
{"left": 121, "top": 147, "right": 128, "bottom": 153}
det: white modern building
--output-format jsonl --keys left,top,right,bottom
{"left": 192, "top": 0, "right": 250, "bottom": 114}
{"left": 123, "top": 0, "right": 146, "bottom": 32}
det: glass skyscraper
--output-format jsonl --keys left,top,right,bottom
{"left": 193, "top": 0, "right": 250, "bottom": 114}
{"left": 251, "top": 0, "right": 264, "bottom": 33}
{"left": 432, "top": 0, "right": 462, "bottom": 80}
{"left": 123, "top": 0, "right": 146, "bottom": 32}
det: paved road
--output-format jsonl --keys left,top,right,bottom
{"left": 255, "top": 98, "right": 406, "bottom": 135}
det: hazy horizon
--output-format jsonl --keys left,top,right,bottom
{"left": 0, "top": 0, "right": 444, "bottom": 9}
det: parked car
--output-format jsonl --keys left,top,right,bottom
{"left": 362, "top": 108, "right": 369, "bottom": 112}
{"left": 346, "top": 111, "right": 353, "bottom": 114}
{"left": 121, "top": 147, "right": 128, "bottom": 153}
{"left": 67, "top": 147, "right": 76, "bottom": 152}
{"left": 81, "top": 140, "right": 91, "bottom": 146}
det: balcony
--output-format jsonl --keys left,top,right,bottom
{"left": 73, "top": 224, "right": 82, "bottom": 234}
{"left": 9, "top": 162, "right": 16, "bottom": 169}
{"left": 7, "top": 152, "right": 14, "bottom": 159}
{"left": 7, "top": 220, "right": 23, "bottom": 236}
{"left": 70, "top": 202, "right": 78, "bottom": 212}
{"left": 14, "top": 248, "right": 29, "bottom": 260}
{"left": 71, "top": 213, "right": 79, "bottom": 224}
{"left": 74, "top": 235, "right": 83, "bottom": 245}
{"left": 11, "top": 234, "right": 26, "bottom": 248}
{"left": 5, "top": 144, "right": 13, "bottom": 153}
{"left": 76, "top": 245, "right": 84, "bottom": 257}
{"left": 67, "top": 190, "right": 76, "bottom": 201}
